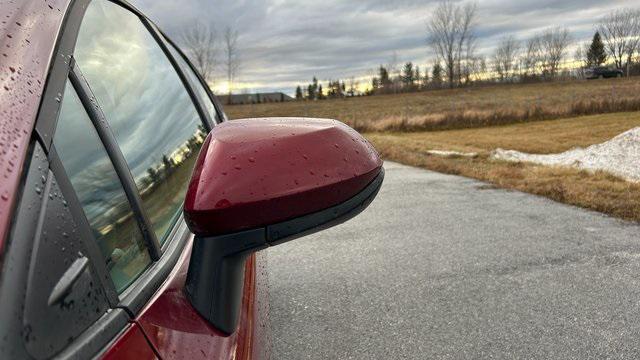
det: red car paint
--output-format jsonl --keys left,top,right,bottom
{"left": 0, "top": 1, "right": 267, "bottom": 358}
{"left": 184, "top": 118, "right": 383, "bottom": 236}
{"left": 100, "top": 323, "right": 159, "bottom": 360}
{"left": 133, "top": 240, "right": 269, "bottom": 360}
{"left": 0, "top": 0, "right": 70, "bottom": 256}
{"left": 1, "top": 2, "right": 378, "bottom": 359}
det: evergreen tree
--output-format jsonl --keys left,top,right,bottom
{"left": 371, "top": 77, "right": 380, "bottom": 91}
{"left": 423, "top": 67, "right": 430, "bottom": 87}
{"left": 312, "top": 77, "right": 319, "bottom": 99}
{"left": 414, "top": 66, "right": 421, "bottom": 89}
{"left": 295, "top": 86, "right": 303, "bottom": 100}
{"left": 379, "top": 66, "right": 391, "bottom": 88}
{"left": 402, "top": 62, "right": 415, "bottom": 88}
{"left": 431, "top": 63, "right": 443, "bottom": 88}
{"left": 307, "top": 84, "right": 315, "bottom": 100}
{"left": 587, "top": 31, "right": 607, "bottom": 67}
{"left": 317, "top": 84, "right": 325, "bottom": 100}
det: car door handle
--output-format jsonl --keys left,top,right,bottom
{"left": 47, "top": 254, "right": 90, "bottom": 306}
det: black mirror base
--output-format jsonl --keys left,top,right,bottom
{"left": 185, "top": 169, "right": 385, "bottom": 335}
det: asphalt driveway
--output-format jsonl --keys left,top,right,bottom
{"left": 266, "top": 161, "right": 640, "bottom": 359}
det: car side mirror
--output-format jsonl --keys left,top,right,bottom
{"left": 183, "top": 117, "right": 384, "bottom": 334}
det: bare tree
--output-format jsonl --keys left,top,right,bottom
{"left": 461, "top": 32, "right": 479, "bottom": 85}
{"left": 492, "top": 35, "right": 521, "bottom": 81}
{"left": 462, "top": 55, "right": 485, "bottom": 84}
{"left": 386, "top": 52, "right": 401, "bottom": 93}
{"left": 223, "top": 26, "right": 240, "bottom": 100}
{"left": 427, "top": 0, "right": 478, "bottom": 88}
{"left": 181, "top": 21, "right": 218, "bottom": 86}
{"left": 598, "top": 9, "right": 640, "bottom": 74}
{"left": 538, "top": 27, "right": 572, "bottom": 79}
{"left": 521, "top": 35, "right": 542, "bottom": 78}
{"left": 347, "top": 76, "right": 359, "bottom": 96}
{"left": 574, "top": 43, "right": 589, "bottom": 78}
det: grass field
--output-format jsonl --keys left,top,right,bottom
{"left": 367, "top": 112, "right": 640, "bottom": 222}
{"left": 225, "top": 79, "right": 640, "bottom": 222}
{"left": 367, "top": 112, "right": 640, "bottom": 154}
{"left": 226, "top": 78, "right": 640, "bottom": 133}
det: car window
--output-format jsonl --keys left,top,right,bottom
{"left": 54, "top": 84, "right": 151, "bottom": 293}
{"left": 164, "top": 38, "right": 219, "bottom": 124}
{"left": 74, "top": 0, "right": 206, "bottom": 243}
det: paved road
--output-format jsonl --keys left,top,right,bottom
{"left": 266, "top": 161, "right": 640, "bottom": 359}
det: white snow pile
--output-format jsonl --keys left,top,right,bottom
{"left": 491, "top": 127, "right": 640, "bottom": 182}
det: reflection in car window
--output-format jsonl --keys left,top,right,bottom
{"left": 54, "top": 84, "right": 151, "bottom": 293}
{"left": 74, "top": 1, "right": 206, "bottom": 243}
{"left": 164, "top": 39, "right": 219, "bottom": 124}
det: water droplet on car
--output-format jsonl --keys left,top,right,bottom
{"left": 34, "top": 186, "right": 41, "bottom": 194}
{"left": 248, "top": 157, "right": 255, "bottom": 163}
{"left": 215, "top": 199, "right": 231, "bottom": 209}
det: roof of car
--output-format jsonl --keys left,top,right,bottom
{"left": 0, "top": 0, "right": 71, "bottom": 256}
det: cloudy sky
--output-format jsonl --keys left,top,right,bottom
{"left": 129, "top": 0, "right": 637, "bottom": 95}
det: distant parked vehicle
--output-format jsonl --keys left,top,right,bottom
{"left": 585, "top": 67, "right": 624, "bottom": 79}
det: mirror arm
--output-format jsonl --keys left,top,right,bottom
{"left": 185, "top": 169, "right": 384, "bottom": 335}
{"left": 185, "top": 229, "right": 267, "bottom": 335}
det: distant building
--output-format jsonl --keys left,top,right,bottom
{"left": 219, "top": 92, "right": 293, "bottom": 105}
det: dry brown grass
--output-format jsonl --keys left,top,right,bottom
{"left": 225, "top": 78, "right": 640, "bottom": 133}
{"left": 367, "top": 112, "right": 640, "bottom": 154}
{"left": 366, "top": 112, "right": 640, "bottom": 222}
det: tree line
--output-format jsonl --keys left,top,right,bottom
{"left": 294, "top": 2, "right": 640, "bottom": 99}
{"left": 295, "top": 77, "right": 362, "bottom": 100}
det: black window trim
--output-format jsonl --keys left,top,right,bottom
{"left": 34, "top": 0, "right": 217, "bottom": 273}
{"left": 48, "top": 143, "right": 120, "bottom": 306}
{"left": 68, "top": 61, "right": 162, "bottom": 260}
{"left": 27, "top": 0, "right": 221, "bottom": 352}
{"left": 10, "top": 0, "right": 228, "bottom": 355}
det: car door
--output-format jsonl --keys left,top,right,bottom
{"left": 64, "top": 0, "right": 270, "bottom": 358}
{"left": 0, "top": 0, "right": 268, "bottom": 358}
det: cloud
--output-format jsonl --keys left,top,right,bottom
{"left": 128, "top": 0, "right": 636, "bottom": 94}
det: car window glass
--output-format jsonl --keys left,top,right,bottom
{"left": 164, "top": 39, "right": 219, "bottom": 124}
{"left": 53, "top": 84, "right": 151, "bottom": 293}
{"left": 74, "top": 0, "right": 206, "bottom": 243}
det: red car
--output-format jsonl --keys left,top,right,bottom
{"left": 0, "top": 0, "right": 383, "bottom": 359}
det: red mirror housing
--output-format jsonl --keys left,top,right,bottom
{"left": 183, "top": 117, "right": 384, "bottom": 335}
{"left": 184, "top": 117, "right": 383, "bottom": 237}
